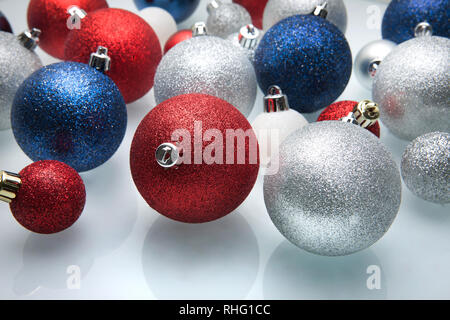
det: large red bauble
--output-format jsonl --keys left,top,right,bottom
{"left": 64, "top": 8, "right": 162, "bottom": 103}
{"left": 233, "top": 0, "right": 268, "bottom": 29}
{"left": 27, "top": 0, "right": 108, "bottom": 59}
{"left": 10, "top": 160, "right": 86, "bottom": 234}
{"left": 164, "top": 29, "right": 192, "bottom": 54}
{"left": 130, "top": 94, "right": 260, "bottom": 223}
{"left": 317, "top": 100, "right": 381, "bottom": 137}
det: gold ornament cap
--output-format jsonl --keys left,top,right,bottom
{"left": 353, "top": 100, "right": 380, "bottom": 128}
{"left": 0, "top": 171, "right": 21, "bottom": 203}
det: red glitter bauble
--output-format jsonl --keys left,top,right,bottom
{"left": 64, "top": 8, "right": 162, "bottom": 103}
{"left": 233, "top": 0, "right": 268, "bottom": 29}
{"left": 164, "top": 29, "right": 192, "bottom": 54}
{"left": 10, "top": 161, "right": 86, "bottom": 234}
{"left": 27, "top": 0, "right": 108, "bottom": 59}
{"left": 317, "top": 100, "right": 381, "bottom": 137}
{"left": 130, "top": 94, "right": 260, "bottom": 223}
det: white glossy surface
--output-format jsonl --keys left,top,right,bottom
{"left": 0, "top": 0, "right": 448, "bottom": 300}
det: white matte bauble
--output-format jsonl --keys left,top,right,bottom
{"left": 138, "top": 7, "right": 178, "bottom": 54}
{"left": 354, "top": 39, "right": 396, "bottom": 90}
{"left": 263, "top": 0, "right": 347, "bottom": 33}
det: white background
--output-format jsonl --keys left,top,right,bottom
{"left": 0, "top": 0, "right": 448, "bottom": 299}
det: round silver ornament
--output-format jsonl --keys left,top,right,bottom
{"left": 0, "top": 30, "right": 42, "bottom": 130}
{"left": 354, "top": 39, "right": 396, "bottom": 90}
{"left": 401, "top": 132, "right": 450, "bottom": 204}
{"left": 264, "top": 121, "right": 402, "bottom": 256}
{"left": 154, "top": 35, "right": 257, "bottom": 117}
{"left": 226, "top": 24, "right": 261, "bottom": 64}
{"left": 206, "top": 1, "right": 252, "bottom": 38}
{"left": 263, "top": 0, "right": 347, "bottom": 34}
{"left": 373, "top": 36, "right": 450, "bottom": 141}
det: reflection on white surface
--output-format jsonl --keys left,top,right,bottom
{"left": 263, "top": 241, "right": 386, "bottom": 299}
{"left": 142, "top": 213, "right": 259, "bottom": 299}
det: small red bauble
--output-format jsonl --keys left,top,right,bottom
{"left": 233, "top": 0, "right": 268, "bottom": 29}
{"left": 64, "top": 8, "right": 162, "bottom": 103}
{"left": 164, "top": 29, "right": 192, "bottom": 54}
{"left": 130, "top": 93, "right": 260, "bottom": 223}
{"left": 10, "top": 160, "right": 86, "bottom": 234}
{"left": 27, "top": 0, "right": 108, "bottom": 59}
{"left": 317, "top": 100, "right": 381, "bottom": 137}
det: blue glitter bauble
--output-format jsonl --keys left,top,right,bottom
{"left": 382, "top": 0, "right": 450, "bottom": 44}
{"left": 133, "top": 0, "right": 200, "bottom": 22}
{"left": 254, "top": 15, "right": 352, "bottom": 113}
{"left": 11, "top": 62, "right": 127, "bottom": 172}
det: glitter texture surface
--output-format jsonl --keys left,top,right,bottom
{"left": 64, "top": 8, "right": 162, "bottom": 103}
{"left": 401, "top": 132, "right": 450, "bottom": 204}
{"left": 133, "top": 0, "right": 200, "bottom": 22}
{"left": 263, "top": 0, "right": 348, "bottom": 33}
{"left": 382, "top": 0, "right": 450, "bottom": 44}
{"left": 130, "top": 93, "right": 260, "bottom": 223}
{"left": 0, "top": 32, "right": 42, "bottom": 130}
{"left": 373, "top": 36, "right": 449, "bottom": 141}
{"left": 27, "top": 0, "right": 108, "bottom": 59}
{"left": 233, "top": 0, "right": 268, "bottom": 29}
{"left": 317, "top": 100, "right": 381, "bottom": 137}
{"left": 154, "top": 36, "right": 257, "bottom": 117}
{"left": 10, "top": 160, "right": 86, "bottom": 234}
{"left": 254, "top": 15, "right": 352, "bottom": 113}
{"left": 226, "top": 32, "right": 256, "bottom": 63}
{"left": 264, "top": 121, "right": 402, "bottom": 256}
{"left": 164, "top": 29, "right": 192, "bottom": 54}
{"left": 11, "top": 62, "right": 127, "bottom": 172}
{"left": 206, "top": 3, "right": 252, "bottom": 38}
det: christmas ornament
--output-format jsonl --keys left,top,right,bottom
{"left": 317, "top": 100, "right": 381, "bottom": 137}
{"left": 373, "top": 33, "right": 450, "bottom": 141}
{"left": 0, "top": 11, "right": 12, "bottom": 33}
{"left": 64, "top": 8, "right": 162, "bottom": 103}
{"left": 0, "top": 160, "right": 86, "bottom": 234}
{"left": 233, "top": 0, "right": 269, "bottom": 29}
{"left": 0, "top": 30, "right": 43, "bottom": 131}
{"left": 254, "top": 13, "right": 352, "bottom": 113}
{"left": 354, "top": 40, "right": 397, "bottom": 90}
{"left": 401, "top": 132, "right": 450, "bottom": 204}
{"left": 12, "top": 47, "right": 127, "bottom": 172}
{"left": 264, "top": 121, "right": 402, "bottom": 256}
{"left": 133, "top": 0, "right": 200, "bottom": 22}
{"left": 27, "top": 0, "right": 108, "bottom": 59}
{"left": 138, "top": 7, "right": 178, "bottom": 53}
{"left": 206, "top": 0, "right": 252, "bottom": 38}
{"left": 226, "top": 24, "right": 261, "bottom": 63}
{"left": 164, "top": 29, "right": 193, "bottom": 54}
{"left": 251, "top": 86, "right": 308, "bottom": 166}
{"left": 263, "top": 0, "right": 348, "bottom": 33}
{"left": 154, "top": 34, "right": 257, "bottom": 117}
{"left": 382, "top": 0, "right": 450, "bottom": 44}
{"left": 130, "top": 93, "right": 260, "bottom": 223}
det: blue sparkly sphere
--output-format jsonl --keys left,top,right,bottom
{"left": 254, "top": 15, "right": 352, "bottom": 113}
{"left": 133, "top": 0, "right": 200, "bottom": 22}
{"left": 382, "top": 0, "right": 450, "bottom": 44}
{"left": 11, "top": 62, "right": 127, "bottom": 172}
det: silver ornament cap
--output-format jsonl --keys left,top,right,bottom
{"left": 17, "top": 28, "right": 41, "bottom": 50}
{"left": 192, "top": 22, "right": 208, "bottom": 37}
{"left": 89, "top": 46, "right": 111, "bottom": 73}
{"left": 155, "top": 143, "right": 180, "bottom": 168}
{"left": 238, "top": 24, "right": 260, "bottom": 50}
{"left": 264, "top": 86, "right": 290, "bottom": 112}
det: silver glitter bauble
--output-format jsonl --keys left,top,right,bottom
{"left": 373, "top": 36, "right": 450, "bottom": 141}
{"left": 263, "top": 0, "right": 347, "bottom": 33}
{"left": 354, "top": 39, "right": 396, "bottom": 90}
{"left": 154, "top": 36, "right": 257, "bottom": 117}
{"left": 0, "top": 31, "right": 42, "bottom": 130}
{"left": 401, "top": 132, "right": 450, "bottom": 204}
{"left": 264, "top": 121, "right": 402, "bottom": 256}
{"left": 207, "top": 2, "right": 252, "bottom": 38}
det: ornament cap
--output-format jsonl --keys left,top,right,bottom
{"left": 155, "top": 143, "right": 180, "bottom": 168}
{"left": 17, "top": 28, "right": 41, "bottom": 50}
{"left": 89, "top": 46, "right": 111, "bottom": 73}
{"left": 340, "top": 112, "right": 359, "bottom": 125}
{"left": 67, "top": 5, "right": 87, "bottom": 20}
{"left": 414, "top": 22, "right": 433, "bottom": 37}
{"left": 0, "top": 171, "right": 21, "bottom": 204}
{"left": 368, "top": 59, "right": 381, "bottom": 78}
{"left": 207, "top": 0, "right": 222, "bottom": 14}
{"left": 192, "top": 22, "right": 208, "bottom": 37}
{"left": 312, "top": 2, "right": 328, "bottom": 19}
{"left": 353, "top": 100, "right": 380, "bottom": 128}
{"left": 264, "top": 85, "right": 290, "bottom": 113}
{"left": 238, "top": 24, "right": 260, "bottom": 50}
